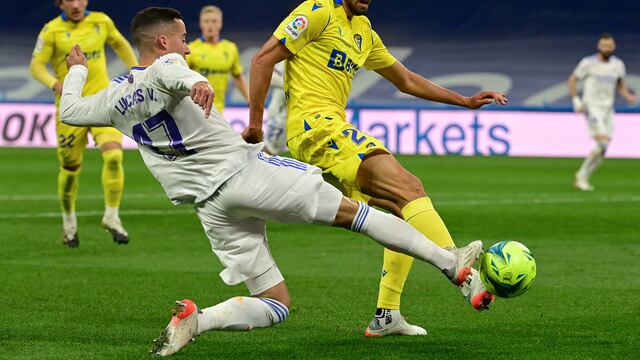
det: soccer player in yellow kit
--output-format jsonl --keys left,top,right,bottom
{"left": 187, "top": 5, "right": 249, "bottom": 114}
{"left": 244, "top": 0, "right": 508, "bottom": 336}
{"left": 29, "top": 0, "right": 137, "bottom": 247}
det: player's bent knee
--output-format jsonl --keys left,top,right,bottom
{"left": 102, "top": 149, "right": 123, "bottom": 170}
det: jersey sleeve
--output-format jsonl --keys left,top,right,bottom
{"left": 29, "top": 25, "right": 59, "bottom": 89}
{"left": 363, "top": 29, "right": 396, "bottom": 71}
{"left": 230, "top": 43, "right": 243, "bottom": 76}
{"left": 60, "top": 65, "right": 112, "bottom": 127}
{"left": 619, "top": 61, "right": 626, "bottom": 79}
{"left": 105, "top": 15, "right": 138, "bottom": 67}
{"left": 573, "top": 58, "right": 589, "bottom": 80}
{"left": 154, "top": 54, "right": 209, "bottom": 97}
{"left": 272, "top": 0, "right": 330, "bottom": 55}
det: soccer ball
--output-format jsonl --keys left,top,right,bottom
{"left": 479, "top": 241, "right": 536, "bottom": 298}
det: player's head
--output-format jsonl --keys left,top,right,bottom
{"left": 200, "top": 5, "right": 223, "bottom": 39}
{"left": 56, "top": 0, "right": 88, "bottom": 23}
{"left": 344, "top": 0, "right": 372, "bottom": 16}
{"left": 597, "top": 33, "right": 616, "bottom": 60}
{"left": 131, "top": 7, "right": 190, "bottom": 59}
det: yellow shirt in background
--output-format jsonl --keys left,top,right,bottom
{"left": 187, "top": 38, "right": 243, "bottom": 113}
{"left": 273, "top": 0, "right": 396, "bottom": 139}
{"left": 30, "top": 11, "right": 137, "bottom": 104}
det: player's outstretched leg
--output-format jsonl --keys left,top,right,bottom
{"left": 338, "top": 200, "right": 484, "bottom": 294}
{"left": 100, "top": 146, "right": 129, "bottom": 244}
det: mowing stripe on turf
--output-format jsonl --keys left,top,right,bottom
{"left": 2, "top": 195, "right": 640, "bottom": 219}
{"left": 0, "top": 193, "right": 165, "bottom": 201}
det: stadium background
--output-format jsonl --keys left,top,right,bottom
{"left": 1, "top": 0, "right": 640, "bottom": 157}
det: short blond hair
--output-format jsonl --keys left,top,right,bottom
{"left": 200, "top": 5, "right": 222, "bottom": 18}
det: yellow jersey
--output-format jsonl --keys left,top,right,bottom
{"left": 186, "top": 38, "right": 243, "bottom": 113}
{"left": 273, "top": 0, "right": 396, "bottom": 139}
{"left": 30, "top": 11, "right": 137, "bottom": 104}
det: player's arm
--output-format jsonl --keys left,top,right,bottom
{"left": 29, "top": 26, "right": 62, "bottom": 93}
{"left": 376, "top": 62, "right": 507, "bottom": 108}
{"left": 245, "top": 37, "right": 292, "bottom": 142}
{"left": 155, "top": 54, "right": 215, "bottom": 118}
{"left": 617, "top": 79, "right": 637, "bottom": 105}
{"left": 230, "top": 44, "right": 249, "bottom": 102}
{"left": 244, "top": 1, "right": 330, "bottom": 143}
{"left": 105, "top": 16, "right": 138, "bottom": 67}
{"left": 568, "top": 58, "right": 590, "bottom": 112}
{"left": 60, "top": 46, "right": 112, "bottom": 127}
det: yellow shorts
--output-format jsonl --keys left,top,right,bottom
{"left": 287, "top": 113, "right": 390, "bottom": 200}
{"left": 56, "top": 117, "right": 122, "bottom": 167}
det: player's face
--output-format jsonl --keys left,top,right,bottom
{"left": 597, "top": 38, "right": 616, "bottom": 59}
{"left": 165, "top": 20, "right": 191, "bottom": 59}
{"left": 200, "top": 12, "right": 223, "bottom": 39}
{"left": 345, "top": 0, "right": 371, "bottom": 16}
{"left": 59, "top": 0, "right": 88, "bottom": 23}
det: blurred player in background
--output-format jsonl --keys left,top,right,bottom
{"left": 263, "top": 61, "right": 288, "bottom": 154}
{"left": 568, "top": 33, "right": 636, "bottom": 191}
{"left": 187, "top": 5, "right": 248, "bottom": 114}
{"left": 60, "top": 8, "right": 488, "bottom": 356}
{"left": 29, "top": 0, "right": 137, "bottom": 247}
{"left": 245, "top": 0, "right": 508, "bottom": 336}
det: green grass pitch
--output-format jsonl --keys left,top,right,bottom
{"left": 1, "top": 148, "right": 639, "bottom": 359}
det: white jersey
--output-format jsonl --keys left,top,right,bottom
{"left": 573, "top": 54, "right": 626, "bottom": 107}
{"left": 60, "top": 53, "right": 262, "bottom": 204}
{"left": 270, "top": 61, "right": 285, "bottom": 89}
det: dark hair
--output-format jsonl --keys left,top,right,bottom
{"left": 131, "top": 7, "right": 183, "bottom": 48}
{"left": 599, "top": 32, "right": 614, "bottom": 40}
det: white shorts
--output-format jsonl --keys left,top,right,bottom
{"left": 194, "top": 152, "right": 343, "bottom": 295}
{"left": 584, "top": 104, "right": 614, "bottom": 138}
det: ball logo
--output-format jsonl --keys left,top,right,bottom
{"left": 284, "top": 16, "right": 308, "bottom": 40}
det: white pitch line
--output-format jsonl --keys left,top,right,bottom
{"left": 1, "top": 196, "right": 639, "bottom": 219}
{"left": 0, "top": 208, "right": 193, "bottom": 219}
{"left": 0, "top": 193, "right": 166, "bottom": 201}
{"left": 435, "top": 196, "right": 640, "bottom": 206}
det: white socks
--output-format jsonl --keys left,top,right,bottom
{"left": 578, "top": 142, "right": 607, "bottom": 180}
{"left": 62, "top": 212, "right": 77, "bottom": 238}
{"left": 351, "top": 202, "right": 455, "bottom": 271}
{"left": 197, "top": 296, "right": 289, "bottom": 334}
{"left": 104, "top": 206, "right": 119, "bottom": 220}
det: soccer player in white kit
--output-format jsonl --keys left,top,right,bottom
{"left": 263, "top": 61, "right": 288, "bottom": 154}
{"left": 59, "top": 7, "right": 488, "bottom": 357}
{"left": 568, "top": 33, "right": 636, "bottom": 191}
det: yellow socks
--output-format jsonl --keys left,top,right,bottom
{"left": 58, "top": 167, "right": 80, "bottom": 214}
{"left": 101, "top": 149, "right": 124, "bottom": 208}
{"left": 376, "top": 197, "right": 455, "bottom": 309}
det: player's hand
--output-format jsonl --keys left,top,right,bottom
{"left": 241, "top": 125, "right": 263, "bottom": 144}
{"left": 65, "top": 44, "right": 87, "bottom": 69}
{"left": 572, "top": 96, "right": 585, "bottom": 113}
{"left": 191, "top": 81, "right": 215, "bottom": 118}
{"left": 626, "top": 94, "right": 637, "bottom": 106}
{"left": 52, "top": 81, "right": 63, "bottom": 95}
{"left": 466, "top": 91, "right": 508, "bottom": 109}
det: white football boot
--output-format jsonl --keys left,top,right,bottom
{"left": 443, "top": 240, "right": 484, "bottom": 286}
{"left": 101, "top": 215, "right": 129, "bottom": 244}
{"left": 460, "top": 268, "right": 495, "bottom": 311}
{"left": 365, "top": 309, "right": 427, "bottom": 337}
{"left": 151, "top": 299, "right": 199, "bottom": 357}
{"left": 574, "top": 173, "right": 594, "bottom": 191}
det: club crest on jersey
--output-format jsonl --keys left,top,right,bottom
{"left": 353, "top": 34, "right": 362, "bottom": 52}
{"left": 284, "top": 16, "right": 308, "bottom": 40}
